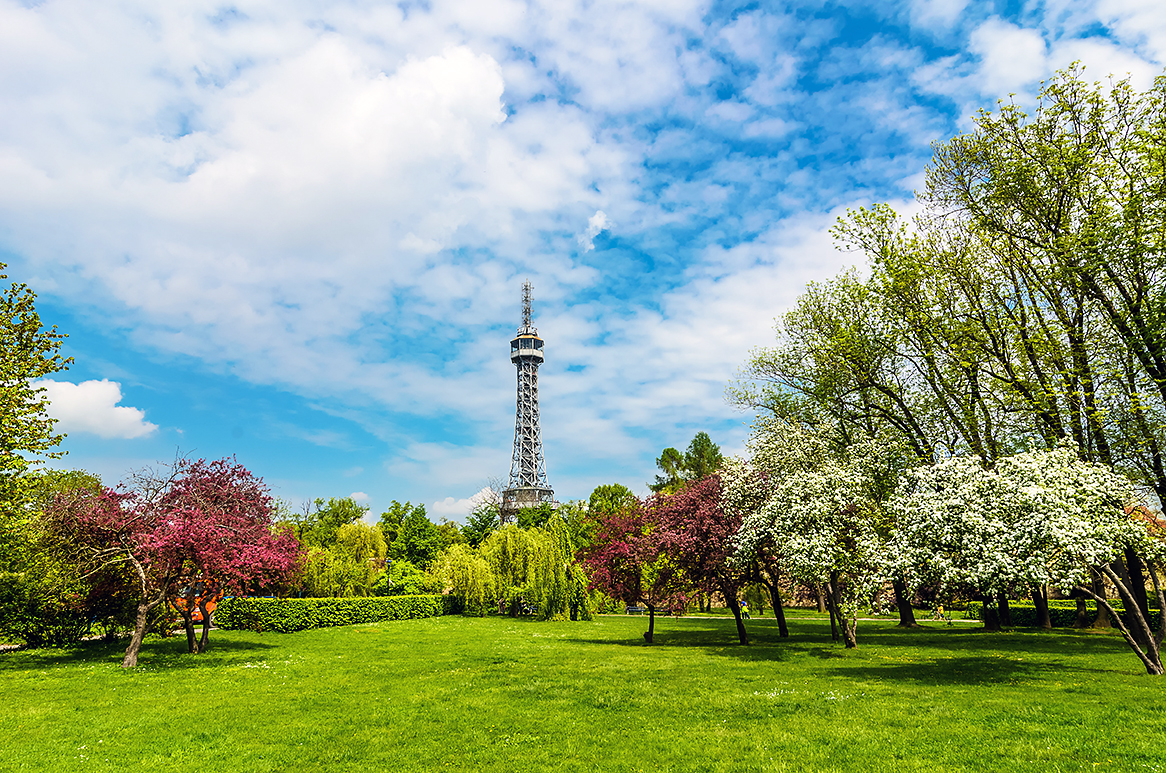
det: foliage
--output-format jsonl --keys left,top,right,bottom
{"left": 214, "top": 594, "right": 451, "bottom": 632}
{"left": 650, "top": 475, "right": 749, "bottom": 643}
{"left": 479, "top": 523, "right": 540, "bottom": 609}
{"left": 393, "top": 506, "right": 443, "bottom": 569}
{"left": 727, "top": 417, "right": 908, "bottom": 648}
{"left": 891, "top": 445, "right": 1166, "bottom": 673}
{"left": 290, "top": 496, "right": 369, "bottom": 549}
{"left": 650, "top": 432, "right": 724, "bottom": 493}
{"left": 48, "top": 458, "right": 301, "bottom": 666}
{"left": 438, "top": 544, "right": 496, "bottom": 616}
{"left": 515, "top": 502, "right": 554, "bottom": 530}
{"left": 0, "top": 469, "right": 138, "bottom": 647}
{"left": 462, "top": 503, "right": 500, "bottom": 548}
{"left": 579, "top": 499, "right": 690, "bottom": 641}
{"left": 377, "top": 500, "right": 426, "bottom": 547}
{"left": 0, "top": 263, "right": 71, "bottom": 569}
{"left": 588, "top": 483, "right": 637, "bottom": 517}
{"left": 371, "top": 558, "right": 443, "bottom": 597}
{"left": 526, "top": 513, "right": 592, "bottom": 621}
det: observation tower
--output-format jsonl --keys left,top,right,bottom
{"left": 502, "top": 281, "right": 553, "bottom": 515}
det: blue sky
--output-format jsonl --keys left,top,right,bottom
{"left": 3, "top": 0, "right": 1164, "bottom": 520}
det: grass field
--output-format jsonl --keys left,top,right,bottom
{"left": 2, "top": 613, "right": 1163, "bottom": 772}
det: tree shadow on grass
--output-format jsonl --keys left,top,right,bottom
{"left": 838, "top": 655, "right": 1116, "bottom": 685}
{"left": 0, "top": 635, "right": 279, "bottom": 672}
{"left": 570, "top": 617, "right": 1139, "bottom": 679}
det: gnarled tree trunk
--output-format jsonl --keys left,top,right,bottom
{"left": 770, "top": 584, "right": 789, "bottom": 637}
{"left": 1031, "top": 584, "right": 1052, "bottom": 630}
{"left": 893, "top": 577, "right": 920, "bottom": 628}
{"left": 723, "top": 584, "right": 749, "bottom": 645}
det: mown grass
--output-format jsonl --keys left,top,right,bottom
{"left": 2, "top": 614, "right": 1163, "bottom": 772}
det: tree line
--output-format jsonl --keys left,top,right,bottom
{"left": 580, "top": 67, "right": 1166, "bottom": 675}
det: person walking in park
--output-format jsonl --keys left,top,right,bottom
{"left": 741, "top": 600, "right": 750, "bottom": 619}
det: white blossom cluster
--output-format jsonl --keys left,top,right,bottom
{"left": 726, "top": 417, "right": 902, "bottom": 620}
{"left": 727, "top": 418, "right": 1159, "bottom": 617}
{"left": 890, "top": 446, "right": 1152, "bottom": 594}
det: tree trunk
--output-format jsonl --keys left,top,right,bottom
{"left": 181, "top": 608, "right": 197, "bottom": 653}
{"left": 980, "top": 593, "right": 1001, "bottom": 632}
{"left": 123, "top": 593, "right": 165, "bottom": 668}
{"left": 644, "top": 603, "right": 655, "bottom": 644}
{"left": 893, "top": 578, "right": 919, "bottom": 628}
{"left": 197, "top": 598, "right": 212, "bottom": 653}
{"left": 815, "top": 583, "right": 828, "bottom": 613}
{"left": 1120, "top": 550, "right": 1153, "bottom": 650}
{"left": 1031, "top": 585, "right": 1052, "bottom": 630}
{"left": 1091, "top": 570, "right": 1112, "bottom": 628}
{"left": 1078, "top": 570, "right": 1165, "bottom": 676}
{"left": 1125, "top": 548, "right": 1151, "bottom": 620}
{"left": 996, "top": 592, "right": 1012, "bottom": 627}
{"left": 723, "top": 584, "right": 749, "bottom": 645}
{"left": 769, "top": 584, "right": 789, "bottom": 638}
{"left": 829, "top": 571, "right": 857, "bottom": 648}
{"left": 825, "top": 579, "right": 840, "bottom": 641}
{"left": 1074, "top": 595, "right": 1089, "bottom": 628}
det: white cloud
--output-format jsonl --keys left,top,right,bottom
{"left": 577, "top": 210, "right": 610, "bottom": 252}
{"left": 349, "top": 491, "right": 370, "bottom": 503}
{"left": 34, "top": 379, "right": 157, "bottom": 439}
{"left": 430, "top": 486, "right": 494, "bottom": 522}
{"left": 910, "top": 0, "right": 969, "bottom": 31}
{"left": 968, "top": 18, "right": 1049, "bottom": 97}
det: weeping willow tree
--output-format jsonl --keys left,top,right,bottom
{"left": 480, "top": 523, "right": 540, "bottom": 614}
{"left": 527, "top": 513, "right": 593, "bottom": 621}
{"left": 443, "top": 514, "right": 594, "bottom": 620}
{"left": 440, "top": 544, "right": 495, "bottom": 616}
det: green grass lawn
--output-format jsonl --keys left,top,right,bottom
{"left": 2, "top": 614, "right": 1163, "bottom": 772}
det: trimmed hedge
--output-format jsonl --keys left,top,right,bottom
{"left": 215, "top": 595, "right": 458, "bottom": 633}
{"left": 964, "top": 600, "right": 1162, "bottom": 628}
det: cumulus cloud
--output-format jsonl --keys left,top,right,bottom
{"left": 34, "top": 379, "right": 157, "bottom": 439}
{"left": 430, "top": 486, "right": 494, "bottom": 522}
{"left": 349, "top": 491, "right": 370, "bottom": 503}
{"left": 577, "top": 210, "right": 610, "bottom": 252}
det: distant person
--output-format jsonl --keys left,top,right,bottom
{"left": 741, "top": 600, "right": 750, "bottom": 619}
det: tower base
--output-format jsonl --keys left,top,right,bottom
{"left": 501, "top": 486, "right": 555, "bottom": 517}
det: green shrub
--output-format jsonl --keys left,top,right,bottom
{"left": 215, "top": 595, "right": 452, "bottom": 633}
{"left": 962, "top": 600, "right": 1161, "bottom": 628}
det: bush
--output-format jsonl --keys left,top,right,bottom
{"left": 963, "top": 600, "right": 1162, "bottom": 628}
{"left": 371, "top": 559, "right": 443, "bottom": 597}
{"left": 215, "top": 595, "right": 454, "bottom": 633}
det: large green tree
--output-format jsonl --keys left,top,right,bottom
{"left": 1, "top": 263, "right": 71, "bottom": 569}
{"left": 650, "top": 432, "right": 724, "bottom": 492}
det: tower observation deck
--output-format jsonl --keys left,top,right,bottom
{"left": 502, "top": 281, "right": 553, "bottom": 515}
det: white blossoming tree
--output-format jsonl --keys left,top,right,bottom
{"left": 891, "top": 446, "right": 1166, "bottom": 675}
{"left": 727, "top": 417, "right": 905, "bottom": 648}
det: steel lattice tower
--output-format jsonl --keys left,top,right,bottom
{"left": 502, "top": 281, "right": 553, "bottom": 515}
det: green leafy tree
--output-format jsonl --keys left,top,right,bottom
{"left": 393, "top": 506, "right": 442, "bottom": 569}
{"left": 1, "top": 263, "right": 71, "bottom": 570}
{"left": 463, "top": 503, "right": 500, "bottom": 548}
{"left": 436, "top": 519, "right": 465, "bottom": 550}
{"left": 650, "top": 433, "right": 724, "bottom": 493}
{"left": 378, "top": 500, "right": 425, "bottom": 547}
{"left": 291, "top": 497, "right": 369, "bottom": 549}
{"left": 437, "top": 545, "right": 495, "bottom": 615}
{"left": 588, "top": 484, "right": 637, "bottom": 516}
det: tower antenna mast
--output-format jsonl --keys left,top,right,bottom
{"left": 502, "top": 280, "right": 553, "bottom": 517}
